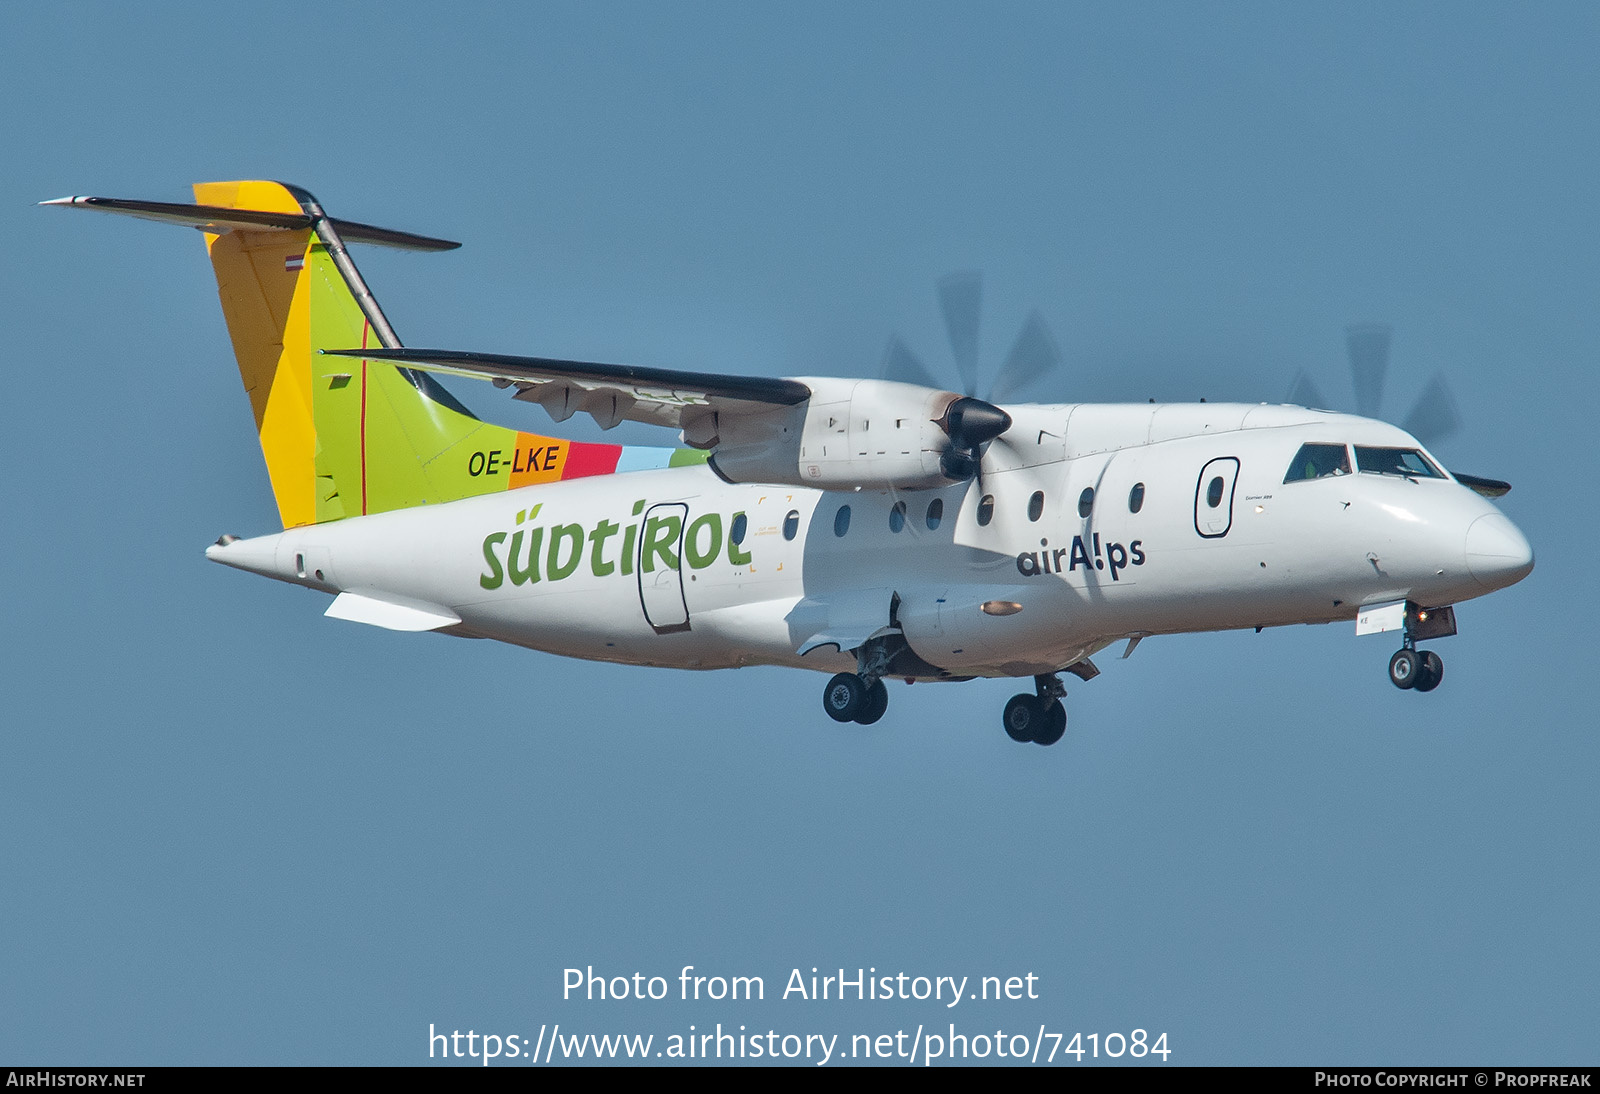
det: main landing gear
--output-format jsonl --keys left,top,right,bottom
{"left": 822, "top": 672, "right": 890, "bottom": 725}
{"left": 822, "top": 636, "right": 896, "bottom": 726}
{"left": 1002, "top": 674, "right": 1067, "bottom": 746}
{"left": 819, "top": 638, "right": 1071, "bottom": 744}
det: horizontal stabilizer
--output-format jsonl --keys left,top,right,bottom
{"left": 40, "top": 195, "right": 460, "bottom": 251}
{"left": 325, "top": 590, "right": 461, "bottom": 631}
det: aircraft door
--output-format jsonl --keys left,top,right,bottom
{"left": 637, "top": 502, "right": 690, "bottom": 634}
{"left": 1194, "top": 457, "right": 1240, "bottom": 539}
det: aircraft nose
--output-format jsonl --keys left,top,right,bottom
{"left": 1465, "top": 512, "right": 1534, "bottom": 591}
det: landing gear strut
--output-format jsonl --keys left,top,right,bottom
{"left": 1002, "top": 674, "right": 1067, "bottom": 746}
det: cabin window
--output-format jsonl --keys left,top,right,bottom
{"left": 925, "top": 498, "right": 944, "bottom": 530}
{"left": 1206, "top": 476, "right": 1225, "bottom": 507}
{"left": 1078, "top": 487, "right": 1094, "bottom": 518}
{"left": 834, "top": 505, "right": 852, "bottom": 537}
{"left": 1027, "top": 491, "right": 1045, "bottom": 522}
{"left": 977, "top": 495, "right": 995, "bottom": 526}
{"left": 1284, "top": 442, "right": 1351, "bottom": 483}
{"left": 730, "top": 513, "right": 748, "bottom": 545}
{"left": 889, "top": 500, "right": 907, "bottom": 533}
{"left": 783, "top": 510, "right": 800, "bottom": 540}
{"left": 1355, "top": 446, "right": 1444, "bottom": 479}
{"left": 1129, "top": 482, "right": 1145, "bottom": 513}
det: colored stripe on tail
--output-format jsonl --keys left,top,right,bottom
{"left": 47, "top": 180, "right": 704, "bottom": 528}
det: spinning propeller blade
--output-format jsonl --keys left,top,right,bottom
{"left": 1400, "top": 373, "right": 1462, "bottom": 448}
{"left": 1346, "top": 322, "right": 1392, "bottom": 419}
{"left": 990, "top": 310, "right": 1061, "bottom": 403}
{"left": 881, "top": 334, "right": 942, "bottom": 391}
{"left": 938, "top": 271, "right": 983, "bottom": 397}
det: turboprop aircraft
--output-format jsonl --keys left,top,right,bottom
{"left": 46, "top": 181, "right": 1535, "bottom": 746}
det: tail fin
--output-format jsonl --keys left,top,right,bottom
{"left": 50, "top": 181, "right": 651, "bottom": 527}
{"left": 194, "top": 179, "right": 524, "bottom": 527}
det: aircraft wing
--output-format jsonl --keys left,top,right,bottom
{"left": 322, "top": 347, "right": 811, "bottom": 439}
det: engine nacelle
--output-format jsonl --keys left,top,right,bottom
{"left": 707, "top": 378, "right": 958, "bottom": 490}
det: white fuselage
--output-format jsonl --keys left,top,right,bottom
{"left": 206, "top": 403, "right": 1533, "bottom": 680}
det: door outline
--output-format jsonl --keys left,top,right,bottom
{"left": 1194, "top": 457, "right": 1241, "bottom": 539}
{"left": 637, "top": 502, "right": 691, "bottom": 634}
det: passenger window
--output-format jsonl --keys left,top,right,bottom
{"left": 1129, "top": 482, "right": 1145, "bottom": 513}
{"left": 1027, "top": 491, "right": 1044, "bottom": 522}
{"left": 977, "top": 495, "right": 995, "bottom": 526}
{"left": 730, "top": 513, "right": 748, "bottom": 544}
{"left": 1355, "top": 446, "right": 1444, "bottom": 478}
{"left": 1078, "top": 487, "right": 1094, "bottom": 518}
{"left": 889, "top": 501, "right": 906, "bottom": 533}
{"left": 925, "top": 498, "right": 944, "bottom": 530}
{"left": 783, "top": 510, "right": 800, "bottom": 540}
{"left": 834, "top": 505, "right": 852, "bottom": 537}
{"left": 1284, "top": 443, "right": 1351, "bottom": 483}
{"left": 1206, "top": 476, "right": 1225, "bottom": 508}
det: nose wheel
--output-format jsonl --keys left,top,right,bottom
{"left": 1389, "top": 647, "right": 1444, "bottom": 692}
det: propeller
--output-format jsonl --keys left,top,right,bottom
{"left": 1286, "top": 323, "right": 1462, "bottom": 448}
{"left": 875, "top": 273, "right": 1067, "bottom": 540}
{"left": 881, "top": 271, "right": 1064, "bottom": 482}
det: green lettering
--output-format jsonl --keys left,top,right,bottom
{"left": 547, "top": 523, "right": 584, "bottom": 581}
{"left": 727, "top": 510, "right": 752, "bottom": 566}
{"left": 479, "top": 532, "right": 507, "bottom": 589}
{"left": 589, "top": 519, "right": 620, "bottom": 577}
{"left": 641, "top": 514, "right": 681, "bottom": 573}
{"left": 508, "top": 527, "right": 543, "bottom": 585}
{"left": 621, "top": 522, "right": 637, "bottom": 576}
{"left": 684, "top": 513, "right": 722, "bottom": 569}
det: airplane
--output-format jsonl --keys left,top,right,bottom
{"left": 45, "top": 181, "right": 1535, "bottom": 746}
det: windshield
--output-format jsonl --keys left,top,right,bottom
{"left": 1284, "top": 442, "right": 1351, "bottom": 483}
{"left": 1354, "top": 446, "right": 1444, "bottom": 479}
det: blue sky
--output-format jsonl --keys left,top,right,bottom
{"left": 3, "top": 1, "right": 1595, "bottom": 1065}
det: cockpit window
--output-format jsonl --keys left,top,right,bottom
{"left": 1284, "top": 443, "right": 1351, "bottom": 483}
{"left": 1355, "top": 446, "right": 1444, "bottom": 479}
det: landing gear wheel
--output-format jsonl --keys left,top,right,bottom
{"left": 1414, "top": 650, "right": 1444, "bottom": 693}
{"left": 823, "top": 673, "right": 866, "bottom": 722}
{"left": 854, "top": 679, "right": 889, "bottom": 725}
{"left": 1003, "top": 694, "right": 1044, "bottom": 743}
{"left": 1033, "top": 700, "right": 1066, "bottom": 746}
{"left": 1388, "top": 648, "right": 1419, "bottom": 690}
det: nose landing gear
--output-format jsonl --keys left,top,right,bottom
{"left": 1002, "top": 674, "right": 1068, "bottom": 746}
{"left": 1388, "top": 606, "right": 1447, "bottom": 693}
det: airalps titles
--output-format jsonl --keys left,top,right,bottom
{"left": 1017, "top": 534, "right": 1146, "bottom": 580}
